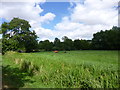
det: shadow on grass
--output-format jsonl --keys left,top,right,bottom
{"left": 2, "top": 65, "right": 35, "bottom": 89}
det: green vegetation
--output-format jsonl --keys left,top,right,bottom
{"left": 2, "top": 51, "right": 119, "bottom": 88}
{"left": 1, "top": 18, "right": 120, "bottom": 54}
{"left": 1, "top": 17, "right": 119, "bottom": 88}
{"left": 38, "top": 26, "right": 120, "bottom": 51}
{"left": 1, "top": 18, "right": 38, "bottom": 54}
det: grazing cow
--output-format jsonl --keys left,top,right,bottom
{"left": 54, "top": 50, "right": 58, "bottom": 53}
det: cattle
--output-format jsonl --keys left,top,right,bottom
{"left": 54, "top": 50, "right": 58, "bottom": 53}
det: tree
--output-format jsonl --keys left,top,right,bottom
{"left": 74, "top": 39, "right": 91, "bottom": 50}
{"left": 0, "top": 35, "right": 1, "bottom": 54}
{"left": 39, "top": 40, "right": 53, "bottom": 51}
{"left": 53, "top": 38, "right": 61, "bottom": 50}
{"left": 74, "top": 39, "right": 81, "bottom": 50}
{"left": 80, "top": 39, "right": 91, "bottom": 50}
{"left": 92, "top": 26, "right": 120, "bottom": 50}
{"left": 62, "top": 36, "right": 69, "bottom": 41}
{"left": 1, "top": 18, "right": 38, "bottom": 54}
{"left": 62, "top": 36, "right": 74, "bottom": 50}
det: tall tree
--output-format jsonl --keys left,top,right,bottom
{"left": 92, "top": 26, "right": 120, "bottom": 50}
{"left": 1, "top": 18, "right": 38, "bottom": 54}
{"left": 62, "top": 36, "right": 74, "bottom": 50}
{"left": 74, "top": 39, "right": 81, "bottom": 50}
{"left": 53, "top": 37, "right": 61, "bottom": 50}
{"left": 39, "top": 40, "right": 53, "bottom": 51}
{"left": 74, "top": 39, "right": 91, "bottom": 50}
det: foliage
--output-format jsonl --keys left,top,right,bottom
{"left": 1, "top": 18, "right": 38, "bottom": 54}
{"left": 38, "top": 26, "right": 119, "bottom": 51}
{"left": 62, "top": 36, "right": 74, "bottom": 50}
{"left": 39, "top": 40, "right": 53, "bottom": 51}
{"left": 1, "top": 17, "right": 119, "bottom": 53}
{"left": 92, "top": 26, "right": 120, "bottom": 50}
{"left": 74, "top": 39, "right": 91, "bottom": 50}
{"left": 53, "top": 37, "right": 61, "bottom": 50}
{"left": 0, "top": 38, "right": 2, "bottom": 53}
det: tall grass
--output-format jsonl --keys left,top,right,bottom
{"left": 19, "top": 60, "right": 39, "bottom": 76}
{"left": 2, "top": 51, "right": 119, "bottom": 88}
{"left": 37, "top": 62, "right": 118, "bottom": 88}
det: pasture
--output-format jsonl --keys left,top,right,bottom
{"left": 2, "top": 50, "right": 119, "bottom": 88}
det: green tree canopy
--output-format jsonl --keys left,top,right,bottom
{"left": 2, "top": 18, "right": 38, "bottom": 54}
{"left": 53, "top": 37, "right": 61, "bottom": 50}
{"left": 62, "top": 36, "right": 74, "bottom": 50}
{"left": 39, "top": 40, "right": 53, "bottom": 51}
{"left": 92, "top": 26, "right": 120, "bottom": 50}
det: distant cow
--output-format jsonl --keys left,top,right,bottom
{"left": 54, "top": 50, "right": 58, "bottom": 53}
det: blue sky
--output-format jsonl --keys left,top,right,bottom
{"left": 40, "top": 2, "right": 71, "bottom": 30}
{"left": 0, "top": 0, "right": 119, "bottom": 41}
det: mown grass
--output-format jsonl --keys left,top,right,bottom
{"left": 2, "top": 50, "right": 119, "bottom": 88}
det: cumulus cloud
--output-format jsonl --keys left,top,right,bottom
{"left": 0, "top": 0, "right": 119, "bottom": 41}
{"left": 54, "top": 0, "right": 118, "bottom": 40}
{"left": 40, "top": 13, "right": 56, "bottom": 24}
{"left": 35, "top": 27, "right": 54, "bottom": 39}
{"left": 0, "top": 1, "right": 56, "bottom": 40}
{"left": 70, "top": 0, "right": 118, "bottom": 25}
{"left": 0, "top": 2, "right": 42, "bottom": 20}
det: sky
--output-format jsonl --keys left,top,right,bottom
{"left": 0, "top": 0, "right": 119, "bottom": 41}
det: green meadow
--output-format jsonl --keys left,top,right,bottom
{"left": 2, "top": 50, "right": 119, "bottom": 88}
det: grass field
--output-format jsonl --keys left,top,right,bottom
{"left": 2, "top": 50, "right": 119, "bottom": 88}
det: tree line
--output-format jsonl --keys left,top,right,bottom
{"left": 39, "top": 36, "right": 92, "bottom": 51}
{"left": 0, "top": 18, "right": 120, "bottom": 54}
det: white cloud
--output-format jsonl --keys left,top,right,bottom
{"left": 70, "top": 1, "right": 118, "bottom": 25}
{"left": 40, "top": 13, "right": 56, "bottom": 24}
{"left": 0, "top": 2, "right": 56, "bottom": 26}
{"left": 0, "top": 1, "right": 56, "bottom": 41}
{"left": 55, "top": 21, "right": 111, "bottom": 39}
{"left": 0, "top": 2, "right": 42, "bottom": 20}
{"left": 35, "top": 27, "right": 58, "bottom": 42}
{"left": 0, "top": 0, "right": 119, "bottom": 41}
{"left": 54, "top": 0, "right": 118, "bottom": 40}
